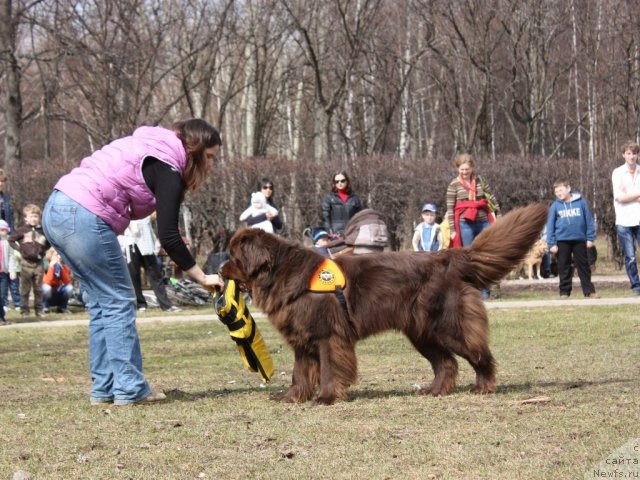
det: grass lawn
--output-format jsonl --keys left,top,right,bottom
{"left": 0, "top": 303, "right": 638, "bottom": 479}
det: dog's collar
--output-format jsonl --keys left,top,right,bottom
{"left": 309, "top": 259, "right": 346, "bottom": 293}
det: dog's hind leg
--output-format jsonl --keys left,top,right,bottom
{"left": 443, "top": 301, "right": 497, "bottom": 394}
{"left": 408, "top": 337, "right": 459, "bottom": 396}
{"left": 315, "top": 336, "right": 357, "bottom": 405}
{"left": 282, "top": 349, "right": 319, "bottom": 403}
{"left": 432, "top": 334, "right": 496, "bottom": 394}
{"left": 467, "top": 348, "right": 496, "bottom": 394}
{"left": 456, "top": 341, "right": 496, "bottom": 394}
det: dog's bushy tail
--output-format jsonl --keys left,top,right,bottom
{"left": 459, "top": 203, "right": 548, "bottom": 288}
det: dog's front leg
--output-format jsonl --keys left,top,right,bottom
{"left": 315, "top": 335, "right": 357, "bottom": 405}
{"left": 281, "top": 349, "right": 318, "bottom": 403}
{"left": 315, "top": 338, "right": 337, "bottom": 405}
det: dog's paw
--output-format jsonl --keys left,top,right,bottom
{"left": 417, "top": 387, "right": 437, "bottom": 396}
{"left": 470, "top": 383, "right": 496, "bottom": 394}
{"left": 281, "top": 393, "right": 303, "bottom": 403}
{"left": 280, "top": 386, "right": 313, "bottom": 403}
{"left": 314, "top": 395, "right": 336, "bottom": 406}
{"left": 417, "top": 384, "right": 454, "bottom": 397}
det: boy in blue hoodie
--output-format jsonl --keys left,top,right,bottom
{"left": 546, "top": 179, "right": 598, "bottom": 298}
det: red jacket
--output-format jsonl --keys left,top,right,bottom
{"left": 43, "top": 262, "right": 72, "bottom": 290}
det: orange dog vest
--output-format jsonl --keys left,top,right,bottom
{"left": 309, "top": 259, "right": 346, "bottom": 293}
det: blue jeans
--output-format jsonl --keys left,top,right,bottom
{"left": 42, "top": 283, "right": 74, "bottom": 310}
{"left": 0, "top": 272, "right": 9, "bottom": 320}
{"left": 459, "top": 219, "right": 490, "bottom": 247}
{"left": 616, "top": 224, "right": 640, "bottom": 292}
{"left": 460, "top": 219, "right": 491, "bottom": 298}
{"left": 42, "top": 190, "right": 150, "bottom": 405}
{"left": 3, "top": 274, "right": 20, "bottom": 309}
{"left": 10, "top": 275, "right": 19, "bottom": 307}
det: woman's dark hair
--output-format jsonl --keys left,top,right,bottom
{"left": 258, "top": 176, "right": 277, "bottom": 207}
{"left": 173, "top": 118, "right": 222, "bottom": 191}
{"left": 258, "top": 177, "right": 274, "bottom": 190}
{"left": 331, "top": 171, "right": 352, "bottom": 194}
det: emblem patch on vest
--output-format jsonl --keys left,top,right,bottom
{"left": 309, "top": 259, "right": 346, "bottom": 293}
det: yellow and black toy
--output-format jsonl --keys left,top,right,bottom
{"left": 214, "top": 280, "right": 274, "bottom": 383}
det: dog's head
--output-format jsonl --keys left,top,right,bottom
{"left": 220, "top": 228, "right": 276, "bottom": 287}
{"left": 532, "top": 239, "right": 548, "bottom": 257}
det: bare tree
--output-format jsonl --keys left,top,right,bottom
{"left": 0, "top": 0, "right": 44, "bottom": 169}
{"left": 280, "top": 0, "right": 385, "bottom": 160}
{"left": 500, "top": 0, "right": 573, "bottom": 155}
{"left": 237, "top": 0, "right": 297, "bottom": 156}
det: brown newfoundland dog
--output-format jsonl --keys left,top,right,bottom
{"left": 221, "top": 204, "right": 548, "bottom": 405}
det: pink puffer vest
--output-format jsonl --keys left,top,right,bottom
{"left": 55, "top": 126, "right": 186, "bottom": 234}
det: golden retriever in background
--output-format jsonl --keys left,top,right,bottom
{"left": 512, "top": 239, "right": 547, "bottom": 280}
{"left": 221, "top": 204, "right": 548, "bottom": 405}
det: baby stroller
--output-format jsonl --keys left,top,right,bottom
{"left": 327, "top": 209, "right": 389, "bottom": 256}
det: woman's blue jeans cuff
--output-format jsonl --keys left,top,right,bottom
{"left": 90, "top": 396, "right": 113, "bottom": 404}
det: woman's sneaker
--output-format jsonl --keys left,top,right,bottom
{"left": 114, "top": 389, "right": 167, "bottom": 406}
{"left": 135, "top": 390, "right": 167, "bottom": 404}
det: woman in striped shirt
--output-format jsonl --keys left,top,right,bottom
{"left": 446, "top": 153, "right": 499, "bottom": 298}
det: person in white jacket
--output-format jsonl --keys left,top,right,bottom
{"left": 120, "top": 216, "right": 180, "bottom": 312}
{"left": 0, "top": 219, "right": 17, "bottom": 325}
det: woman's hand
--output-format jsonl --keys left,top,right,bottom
{"left": 450, "top": 231, "right": 456, "bottom": 240}
{"left": 187, "top": 265, "right": 225, "bottom": 292}
{"left": 202, "top": 273, "right": 224, "bottom": 290}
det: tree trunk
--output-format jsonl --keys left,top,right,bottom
{"left": 314, "top": 104, "right": 328, "bottom": 160}
{"left": 0, "top": 0, "right": 22, "bottom": 169}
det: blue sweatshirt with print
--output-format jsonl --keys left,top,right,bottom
{"left": 546, "top": 192, "right": 595, "bottom": 246}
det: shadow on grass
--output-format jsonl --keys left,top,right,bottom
{"left": 348, "top": 377, "right": 638, "bottom": 401}
{"left": 164, "top": 387, "right": 265, "bottom": 402}
{"left": 496, "top": 377, "right": 637, "bottom": 394}
{"left": 164, "top": 377, "right": 637, "bottom": 405}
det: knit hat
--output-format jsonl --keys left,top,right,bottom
{"left": 313, "top": 230, "right": 329, "bottom": 243}
{"left": 421, "top": 203, "right": 437, "bottom": 213}
{"left": 0, "top": 219, "right": 9, "bottom": 232}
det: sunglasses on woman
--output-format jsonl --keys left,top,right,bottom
{"left": 334, "top": 178, "right": 347, "bottom": 184}
{"left": 261, "top": 185, "right": 273, "bottom": 190}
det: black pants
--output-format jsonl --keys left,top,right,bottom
{"left": 557, "top": 240, "right": 595, "bottom": 296}
{"left": 127, "top": 245, "right": 173, "bottom": 310}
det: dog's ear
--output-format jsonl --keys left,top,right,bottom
{"left": 236, "top": 230, "right": 274, "bottom": 279}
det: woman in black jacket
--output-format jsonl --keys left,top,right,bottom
{"left": 244, "top": 177, "right": 284, "bottom": 234}
{"left": 321, "top": 171, "right": 363, "bottom": 237}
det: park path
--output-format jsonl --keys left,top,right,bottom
{"left": 3, "top": 274, "right": 639, "bottom": 329}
